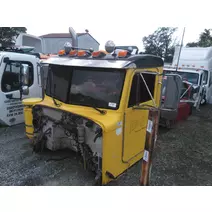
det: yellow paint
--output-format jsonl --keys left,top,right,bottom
{"left": 22, "top": 98, "right": 42, "bottom": 139}
{"left": 23, "top": 66, "right": 163, "bottom": 185}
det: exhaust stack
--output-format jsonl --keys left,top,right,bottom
{"left": 69, "top": 27, "right": 78, "bottom": 48}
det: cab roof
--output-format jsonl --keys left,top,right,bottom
{"left": 164, "top": 67, "right": 204, "bottom": 74}
{"left": 0, "top": 51, "right": 38, "bottom": 61}
{"left": 41, "top": 54, "right": 164, "bottom": 69}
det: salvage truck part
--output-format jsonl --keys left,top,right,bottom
{"left": 0, "top": 45, "right": 64, "bottom": 127}
{"left": 0, "top": 47, "right": 43, "bottom": 126}
{"left": 21, "top": 27, "right": 182, "bottom": 185}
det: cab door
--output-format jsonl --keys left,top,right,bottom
{"left": 0, "top": 55, "right": 40, "bottom": 126}
{"left": 205, "top": 70, "right": 212, "bottom": 103}
{"left": 123, "top": 71, "right": 157, "bottom": 162}
{"left": 199, "top": 72, "right": 206, "bottom": 105}
{"left": 207, "top": 71, "right": 212, "bottom": 103}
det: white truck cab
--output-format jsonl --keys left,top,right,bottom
{"left": 172, "top": 46, "right": 212, "bottom": 104}
{"left": 0, "top": 50, "right": 43, "bottom": 126}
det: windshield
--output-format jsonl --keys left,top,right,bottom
{"left": 45, "top": 65, "right": 126, "bottom": 110}
{"left": 175, "top": 71, "right": 199, "bottom": 85}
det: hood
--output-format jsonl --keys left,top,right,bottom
{"left": 36, "top": 96, "right": 123, "bottom": 133}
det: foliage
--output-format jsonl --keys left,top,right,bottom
{"left": 142, "top": 27, "right": 178, "bottom": 63}
{"left": 186, "top": 29, "right": 212, "bottom": 47}
{"left": 0, "top": 27, "right": 27, "bottom": 47}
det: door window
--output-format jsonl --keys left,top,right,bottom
{"left": 203, "top": 70, "right": 208, "bottom": 85}
{"left": 128, "top": 72, "right": 156, "bottom": 107}
{"left": 1, "top": 61, "right": 34, "bottom": 93}
{"left": 209, "top": 72, "right": 212, "bottom": 86}
{"left": 199, "top": 73, "right": 203, "bottom": 85}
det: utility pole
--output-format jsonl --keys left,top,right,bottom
{"left": 176, "top": 27, "right": 186, "bottom": 71}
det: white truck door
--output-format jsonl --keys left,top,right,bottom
{"left": 0, "top": 55, "right": 41, "bottom": 126}
{"left": 206, "top": 71, "right": 212, "bottom": 103}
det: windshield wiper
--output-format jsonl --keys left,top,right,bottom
{"left": 92, "top": 106, "right": 107, "bottom": 115}
{"left": 73, "top": 93, "right": 107, "bottom": 115}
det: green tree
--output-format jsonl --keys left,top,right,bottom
{"left": 186, "top": 42, "right": 199, "bottom": 47}
{"left": 186, "top": 29, "right": 212, "bottom": 47}
{"left": 142, "top": 27, "right": 178, "bottom": 63}
{"left": 0, "top": 27, "right": 27, "bottom": 47}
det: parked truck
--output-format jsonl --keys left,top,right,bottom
{"left": 172, "top": 46, "right": 212, "bottom": 105}
{"left": 0, "top": 46, "right": 44, "bottom": 126}
{"left": 15, "top": 31, "right": 100, "bottom": 54}
{"left": 19, "top": 27, "right": 183, "bottom": 185}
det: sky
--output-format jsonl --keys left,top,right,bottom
{"left": 1, "top": 0, "right": 211, "bottom": 52}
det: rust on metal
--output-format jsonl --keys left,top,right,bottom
{"left": 140, "top": 109, "right": 159, "bottom": 186}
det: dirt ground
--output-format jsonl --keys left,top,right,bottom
{"left": 0, "top": 104, "right": 212, "bottom": 186}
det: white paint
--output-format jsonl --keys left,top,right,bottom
{"left": 143, "top": 150, "right": 149, "bottom": 162}
{"left": 147, "top": 120, "right": 153, "bottom": 133}
{"left": 116, "top": 127, "right": 122, "bottom": 136}
{"left": 108, "top": 102, "right": 117, "bottom": 108}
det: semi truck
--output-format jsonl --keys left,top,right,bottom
{"left": 19, "top": 27, "right": 183, "bottom": 185}
{"left": 0, "top": 46, "right": 44, "bottom": 126}
{"left": 172, "top": 46, "right": 212, "bottom": 105}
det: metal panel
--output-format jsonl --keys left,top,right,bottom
{"left": 41, "top": 57, "right": 131, "bottom": 69}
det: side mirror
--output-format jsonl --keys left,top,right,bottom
{"left": 161, "top": 74, "right": 182, "bottom": 111}
{"left": 21, "top": 64, "right": 30, "bottom": 86}
{"left": 20, "top": 64, "right": 30, "bottom": 96}
{"left": 22, "top": 85, "right": 29, "bottom": 95}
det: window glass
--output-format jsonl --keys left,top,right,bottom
{"left": 1, "top": 61, "right": 33, "bottom": 93}
{"left": 128, "top": 72, "right": 156, "bottom": 107}
{"left": 45, "top": 65, "right": 71, "bottom": 102}
{"left": 45, "top": 65, "right": 126, "bottom": 110}
{"left": 69, "top": 68, "right": 125, "bottom": 110}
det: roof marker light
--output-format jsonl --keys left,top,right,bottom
{"left": 117, "top": 50, "right": 129, "bottom": 58}
{"left": 92, "top": 51, "right": 106, "bottom": 58}
{"left": 77, "top": 50, "right": 87, "bottom": 57}
{"left": 69, "top": 50, "right": 77, "bottom": 56}
{"left": 58, "top": 50, "right": 65, "bottom": 55}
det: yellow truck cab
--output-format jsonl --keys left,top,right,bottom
{"left": 21, "top": 28, "right": 182, "bottom": 185}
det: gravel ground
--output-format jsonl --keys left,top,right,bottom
{"left": 0, "top": 105, "right": 212, "bottom": 186}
